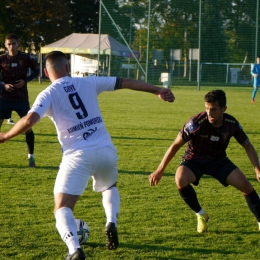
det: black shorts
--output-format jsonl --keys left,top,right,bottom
{"left": 180, "top": 157, "right": 238, "bottom": 187}
{"left": 0, "top": 99, "right": 30, "bottom": 119}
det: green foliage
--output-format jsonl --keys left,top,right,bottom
{"left": 0, "top": 0, "right": 259, "bottom": 68}
{"left": 100, "top": 1, "right": 127, "bottom": 41}
{"left": 0, "top": 82, "right": 260, "bottom": 259}
{"left": 69, "top": 0, "right": 99, "bottom": 33}
{"left": 201, "top": 0, "right": 228, "bottom": 62}
{"left": 1, "top": 0, "right": 100, "bottom": 52}
{"left": 2, "top": 0, "right": 72, "bottom": 52}
{"left": 222, "top": 0, "right": 258, "bottom": 62}
{"left": 0, "top": 0, "right": 14, "bottom": 47}
{"left": 105, "top": 1, "right": 260, "bottom": 65}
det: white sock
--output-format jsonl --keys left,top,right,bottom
{"left": 55, "top": 207, "right": 80, "bottom": 255}
{"left": 28, "top": 154, "right": 34, "bottom": 159}
{"left": 196, "top": 209, "right": 205, "bottom": 215}
{"left": 102, "top": 186, "right": 120, "bottom": 226}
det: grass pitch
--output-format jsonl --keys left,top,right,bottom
{"left": 0, "top": 81, "right": 260, "bottom": 259}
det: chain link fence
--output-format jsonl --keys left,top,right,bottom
{"left": 98, "top": 0, "right": 259, "bottom": 88}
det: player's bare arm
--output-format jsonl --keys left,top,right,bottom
{"left": 120, "top": 78, "right": 175, "bottom": 102}
{"left": 242, "top": 140, "right": 260, "bottom": 182}
{"left": 149, "top": 135, "right": 185, "bottom": 186}
{"left": 0, "top": 112, "right": 40, "bottom": 143}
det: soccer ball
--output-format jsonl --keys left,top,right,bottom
{"left": 75, "top": 219, "right": 90, "bottom": 244}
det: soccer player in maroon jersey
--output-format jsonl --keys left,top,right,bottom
{"left": 149, "top": 90, "right": 260, "bottom": 233}
{"left": 0, "top": 33, "right": 39, "bottom": 167}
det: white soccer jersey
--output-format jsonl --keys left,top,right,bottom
{"left": 29, "top": 76, "right": 117, "bottom": 154}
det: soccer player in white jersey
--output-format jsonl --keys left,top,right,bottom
{"left": 0, "top": 51, "right": 175, "bottom": 260}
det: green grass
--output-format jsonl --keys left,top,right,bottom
{"left": 1, "top": 81, "right": 260, "bottom": 259}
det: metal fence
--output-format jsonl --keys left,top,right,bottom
{"left": 96, "top": 0, "right": 259, "bottom": 88}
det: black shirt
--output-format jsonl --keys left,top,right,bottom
{"left": 179, "top": 111, "right": 248, "bottom": 162}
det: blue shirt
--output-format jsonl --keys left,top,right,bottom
{"left": 251, "top": 63, "right": 260, "bottom": 87}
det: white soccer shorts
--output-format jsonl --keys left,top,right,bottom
{"left": 54, "top": 145, "right": 118, "bottom": 195}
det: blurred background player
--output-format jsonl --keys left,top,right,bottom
{"left": 7, "top": 117, "right": 15, "bottom": 125}
{"left": 0, "top": 71, "right": 15, "bottom": 125}
{"left": 0, "top": 33, "right": 39, "bottom": 167}
{"left": 250, "top": 55, "right": 260, "bottom": 103}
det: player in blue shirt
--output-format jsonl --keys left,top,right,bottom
{"left": 251, "top": 56, "right": 260, "bottom": 103}
{"left": 149, "top": 90, "right": 260, "bottom": 233}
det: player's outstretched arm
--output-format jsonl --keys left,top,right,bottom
{"left": 0, "top": 112, "right": 40, "bottom": 143}
{"left": 149, "top": 135, "right": 185, "bottom": 186}
{"left": 120, "top": 78, "right": 175, "bottom": 103}
{"left": 242, "top": 141, "right": 260, "bottom": 182}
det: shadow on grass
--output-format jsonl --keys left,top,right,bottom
{"left": 35, "top": 133, "right": 58, "bottom": 137}
{"left": 8, "top": 139, "right": 58, "bottom": 144}
{"left": 111, "top": 135, "right": 174, "bottom": 142}
{"left": 119, "top": 170, "right": 174, "bottom": 176}
{"left": 209, "top": 229, "right": 258, "bottom": 235}
{"left": 1, "top": 166, "right": 257, "bottom": 185}
{"left": 1, "top": 164, "right": 59, "bottom": 170}
{"left": 84, "top": 241, "right": 236, "bottom": 259}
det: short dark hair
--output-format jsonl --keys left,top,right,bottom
{"left": 45, "top": 51, "right": 68, "bottom": 63}
{"left": 5, "top": 33, "right": 19, "bottom": 41}
{"left": 204, "top": 90, "right": 226, "bottom": 108}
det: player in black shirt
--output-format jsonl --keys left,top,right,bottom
{"left": 0, "top": 33, "right": 39, "bottom": 167}
{"left": 149, "top": 90, "right": 260, "bottom": 233}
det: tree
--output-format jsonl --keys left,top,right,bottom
{"left": 1, "top": 0, "right": 257, "bottom": 65}
{"left": 3, "top": 0, "right": 72, "bottom": 52}
{"left": 222, "top": 0, "right": 259, "bottom": 62}
{"left": 99, "top": 1, "right": 127, "bottom": 42}
{"left": 0, "top": 0, "right": 16, "bottom": 50}
{"left": 201, "top": 0, "right": 227, "bottom": 63}
{"left": 69, "top": 0, "right": 99, "bottom": 33}
{"left": 129, "top": 0, "right": 200, "bottom": 77}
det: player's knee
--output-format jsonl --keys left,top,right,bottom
{"left": 102, "top": 182, "right": 117, "bottom": 192}
{"left": 175, "top": 171, "right": 191, "bottom": 189}
{"left": 241, "top": 182, "right": 254, "bottom": 195}
{"left": 25, "top": 128, "right": 33, "bottom": 134}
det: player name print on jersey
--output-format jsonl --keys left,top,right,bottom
{"left": 67, "top": 122, "right": 84, "bottom": 134}
{"left": 63, "top": 84, "right": 76, "bottom": 93}
{"left": 67, "top": 117, "right": 102, "bottom": 134}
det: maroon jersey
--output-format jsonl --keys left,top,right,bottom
{"left": 179, "top": 111, "right": 248, "bottom": 162}
{"left": 0, "top": 51, "right": 39, "bottom": 101}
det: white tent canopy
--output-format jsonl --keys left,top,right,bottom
{"left": 39, "top": 33, "right": 140, "bottom": 78}
{"left": 40, "top": 33, "right": 139, "bottom": 58}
